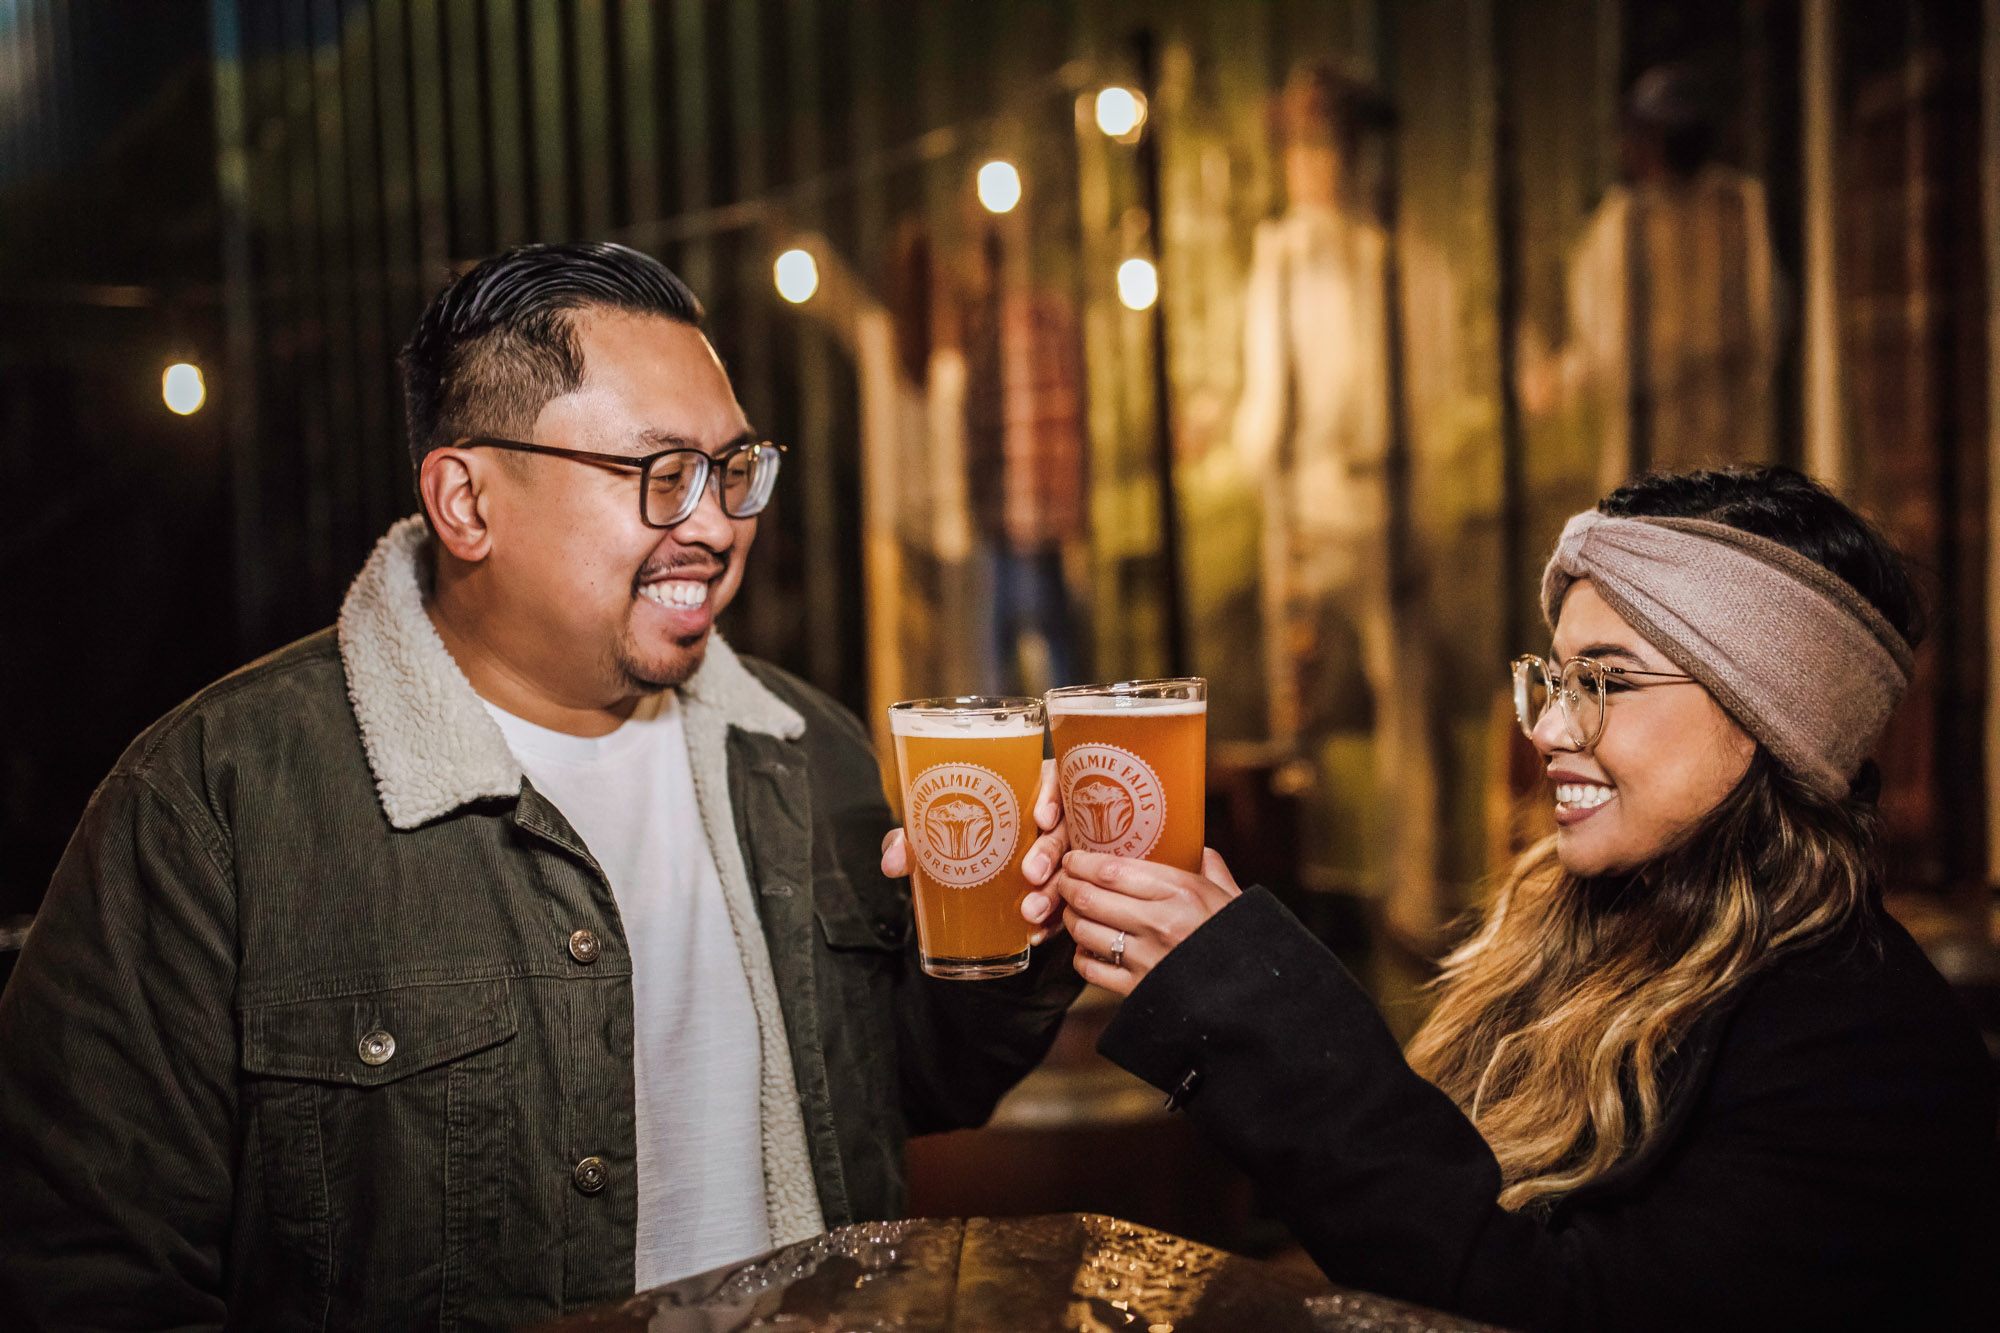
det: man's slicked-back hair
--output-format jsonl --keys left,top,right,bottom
{"left": 399, "top": 241, "right": 704, "bottom": 478}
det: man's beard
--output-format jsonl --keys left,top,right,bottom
{"left": 613, "top": 627, "right": 709, "bottom": 693}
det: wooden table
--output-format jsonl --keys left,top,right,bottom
{"left": 526, "top": 1213, "right": 1506, "bottom": 1332}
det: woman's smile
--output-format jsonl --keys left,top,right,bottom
{"left": 1551, "top": 772, "right": 1617, "bottom": 824}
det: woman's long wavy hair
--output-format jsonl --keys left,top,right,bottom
{"left": 1404, "top": 466, "right": 1924, "bottom": 1213}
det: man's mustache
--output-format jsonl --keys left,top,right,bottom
{"left": 635, "top": 544, "right": 729, "bottom": 585}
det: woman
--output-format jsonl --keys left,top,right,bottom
{"left": 1043, "top": 468, "right": 1995, "bottom": 1331}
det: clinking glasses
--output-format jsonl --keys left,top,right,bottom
{"left": 1510, "top": 654, "right": 1698, "bottom": 750}
{"left": 455, "top": 435, "right": 785, "bottom": 528}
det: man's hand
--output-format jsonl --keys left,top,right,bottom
{"left": 880, "top": 758, "right": 1070, "bottom": 944}
{"left": 1048, "top": 848, "right": 1242, "bottom": 996}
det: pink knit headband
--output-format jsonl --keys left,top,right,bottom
{"left": 1541, "top": 511, "right": 1915, "bottom": 800}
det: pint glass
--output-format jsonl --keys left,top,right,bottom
{"left": 1046, "top": 679, "right": 1207, "bottom": 874}
{"left": 888, "top": 696, "right": 1047, "bottom": 979}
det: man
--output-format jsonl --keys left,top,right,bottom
{"left": 0, "top": 242, "right": 1080, "bottom": 1330}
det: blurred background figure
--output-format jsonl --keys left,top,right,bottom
{"left": 1234, "top": 62, "right": 1392, "bottom": 753}
{"left": 965, "top": 240, "right": 1089, "bottom": 699}
{"left": 1522, "top": 62, "right": 1782, "bottom": 492}
{"left": 1231, "top": 62, "right": 1442, "bottom": 951}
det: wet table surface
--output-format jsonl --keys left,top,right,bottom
{"left": 524, "top": 1214, "right": 1507, "bottom": 1333}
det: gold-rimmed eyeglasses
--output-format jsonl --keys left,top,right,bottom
{"left": 454, "top": 435, "right": 785, "bottom": 528}
{"left": 1510, "top": 654, "right": 1699, "bottom": 750}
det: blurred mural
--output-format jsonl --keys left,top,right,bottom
{"left": 5, "top": 3, "right": 2000, "bottom": 1234}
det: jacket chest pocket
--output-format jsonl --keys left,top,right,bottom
{"left": 812, "top": 872, "right": 908, "bottom": 1091}
{"left": 814, "top": 868, "right": 912, "bottom": 956}
{"left": 238, "top": 978, "right": 517, "bottom": 1331}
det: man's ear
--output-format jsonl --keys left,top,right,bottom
{"left": 419, "top": 445, "right": 494, "bottom": 563}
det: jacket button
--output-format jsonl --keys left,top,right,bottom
{"left": 572, "top": 1156, "right": 608, "bottom": 1195}
{"left": 874, "top": 920, "right": 902, "bottom": 945}
{"left": 568, "top": 929, "right": 601, "bottom": 965}
{"left": 357, "top": 1030, "right": 396, "bottom": 1066}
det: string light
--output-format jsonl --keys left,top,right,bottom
{"left": 774, "top": 248, "right": 819, "bottom": 304}
{"left": 976, "top": 160, "right": 1022, "bottom": 214}
{"left": 162, "top": 363, "right": 206, "bottom": 415}
{"left": 1116, "top": 258, "right": 1158, "bottom": 311}
{"left": 1095, "top": 87, "right": 1146, "bottom": 139}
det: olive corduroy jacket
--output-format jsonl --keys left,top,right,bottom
{"left": 0, "top": 519, "right": 1083, "bottom": 1331}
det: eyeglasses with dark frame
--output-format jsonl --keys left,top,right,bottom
{"left": 454, "top": 435, "right": 785, "bottom": 528}
{"left": 1510, "top": 654, "right": 1699, "bottom": 750}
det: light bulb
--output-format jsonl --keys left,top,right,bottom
{"left": 163, "top": 363, "right": 206, "bottom": 415}
{"left": 774, "top": 248, "right": 819, "bottom": 304}
{"left": 1095, "top": 87, "right": 1146, "bottom": 138}
{"left": 976, "top": 160, "right": 1022, "bottom": 214}
{"left": 1116, "top": 258, "right": 1158, "bottom": 311}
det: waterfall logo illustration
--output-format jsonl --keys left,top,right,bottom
{"left": 1069, "top": 776, "right": 1134, "bottom": 845}
{"left": 907, "top": 763, "right": 1021, "bottom": 887}
{"left": 1057, "top": 743, "right": 1165, "bottom": 859}
{"left": 925, "top": 797, "right": 995, "bottom": 860}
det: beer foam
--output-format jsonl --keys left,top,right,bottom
{"left": 888, "top": 710, "right": 1044, "bottom": 739}
{"left": 1045, "top": 696, "right": 1206, "bottom": 717}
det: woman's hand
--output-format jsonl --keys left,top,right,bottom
{"left": 1050, "top": 849, "right": 1243, "bottom": 996}
{"left": 879, "top": 758, "right": 1071, "bottom": 944}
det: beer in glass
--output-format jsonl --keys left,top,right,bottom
{"left": 889, "top": 696, "right": 1046, "bottom": 979}
{"left": 1046, "top": 679, "right": 1207, "bottom": 874}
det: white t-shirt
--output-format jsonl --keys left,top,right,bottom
{"left": 483, "top": 693, "right": 771, "bottom": 1288}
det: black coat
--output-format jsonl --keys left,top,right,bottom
{"left": 1099, "top": 888, "right": 1998, "bottom": 1332}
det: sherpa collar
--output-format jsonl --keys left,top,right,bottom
{"left": 336, "top": 515, "right": 805, "bottom": 830}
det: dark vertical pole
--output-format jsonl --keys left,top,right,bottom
{"left": 486, "top": 0, "right": 529, "bottom": 250}
{"left": 309, "top": 0, "right": 360, "bottom": 564}
{"left": 1624, "top": 195, "right": 1652, "bottom": 477}
{"left": 670, "top": 0, "right": 711, "bottom": 300}
{"left": 850, "top": 0, "right": 887, "bottom": 268}
{"left": 1744, "top": 0, "right": 1771, "bottom": 182}
{"left": 1924, "top": 0, "right": 1981, "bottom": 890}
{"left": 378, "top": 0, "right": 422, "bottom": 405}
{"left": 790, "top": 0, "right": 842, "bottom": 698}
{"left": 409, "top": 0, "right": 452, "bottom": 273}
{"left": 851, "top": 0, "right": 896, "bottom": 728}
{"left": 1491, "top": 0, "right": 1528, "bottom": 656}
{"left": 728, "top": 0, "right": 783, "bottom": 664}
{"left": 526, "top": 0, "right": 567, "bottom": 239}
{"left": 1754, "top": 0, "right": 1807, "bottom": 471}
{"left": 619, "top": 0, "right": 660, "bottom": 229}
{"left": 573, "top": 0, "right": 612, "bottom": 236}
{"left": 0, "top": 16, "right": 15, "bottom": 183}
{"left": 1132, "top": 27, "right": 1190, "bottom": 678}
{"left": 446, "top": 0, "right": 490, "bottom": 256}
{"left": 211, "top": 0, "right": 266, "bottom": 654}
{"left": 282, "top": 0, "right": 333, "bottom": 605}
{"left": 341, "top": 3, "right": 394, "bottom": 529}
{"left": 1984, "top": 0, "right": 2000, "bottom": 887}
{"left": 1375, "top": 12, "right": 1414, "bottom": 612}
{"left": 727, "top": 0, "right": 773, "bottom": 434}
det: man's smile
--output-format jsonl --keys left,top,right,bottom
{"left": 634, "top": 553, "right": 727, "bottom": 636}
{"left": 638, "top": 577, "right": 711, "bottom": 609}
